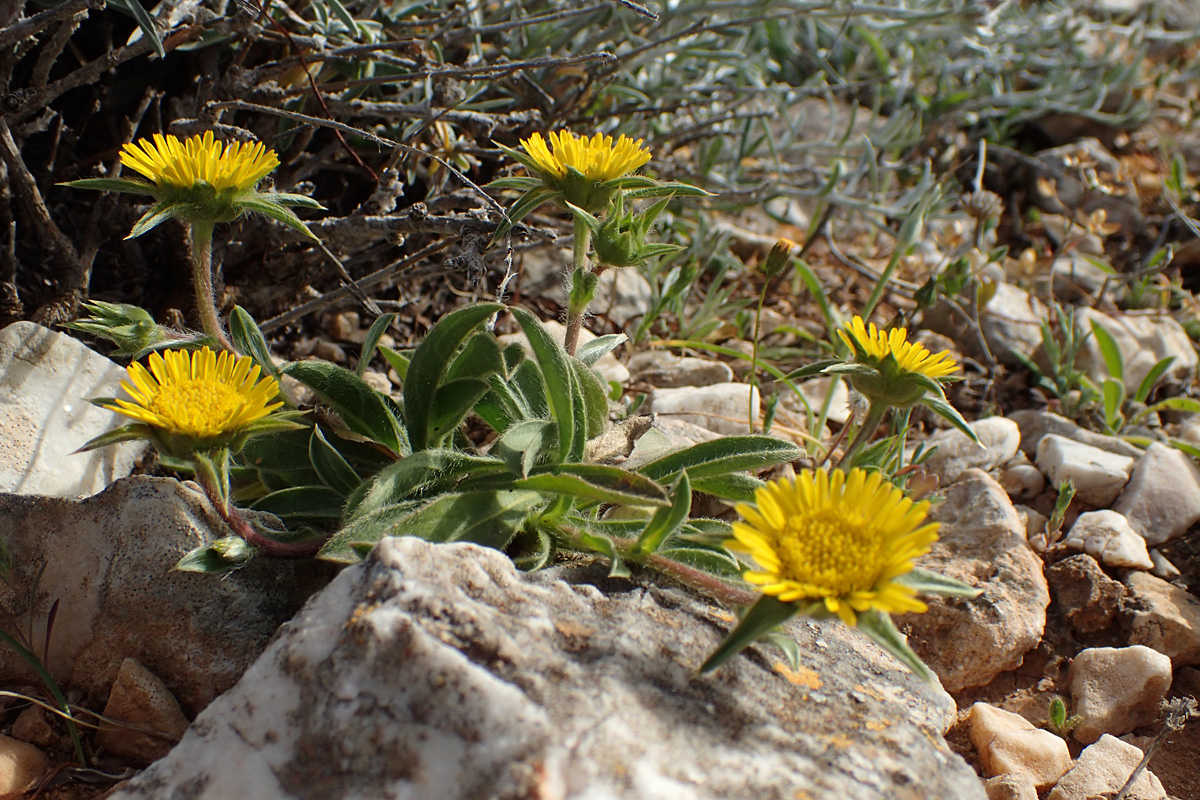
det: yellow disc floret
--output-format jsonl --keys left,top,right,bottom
{"left": 112, "top": 347, "right": 283, "bottom": 440}
{"left": 729, "top": 468, "right": 940, "bottom": 626}
{"left": 838, "top": 316, "right": 958, "bottom": 379}
{"left": 520, "top": 130, "right": 652, "bottom": 183}
{"left": 120, "top": 131, "right": 280, "bottom": 192}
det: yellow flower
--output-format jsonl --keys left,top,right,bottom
{"left": 520, "top": 131, "right": 652, "bottom": 183}
{"left": 728, "top": 468, "right": 939, "bottom": 626}
{"left": 838, "top": 316, "right": 957, "bottom": 380}
{"left": 120, "top": 132, "right": 280, "bottom": 192}
{"left": 111, "top": 347, "right": 283, "bottom": 440}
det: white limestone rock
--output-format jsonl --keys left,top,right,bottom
{"left": 985, "top": 773, "right": 1038, "bottom": 800}
{"left": 1076, "top": 307, "right": 1197, "bottom": 396}
{"left": 1047, "top": 735, "right": 1166, "bottom": 800}
{"left": 793, "top": 376, "right": 852, "bottom": 425}
{"left": 1035, "top": 434, "right": 1135, "bottom": 507}
{"left": 1008, "top": 410, "right": 1142, "bottom": 460}
{"left": 0, "top": 321, "right": 147, "bottom": 497}
{"left": 1062, "top": 510, "right": 1153, "bottom": 570}
{"left": 1112, "top": 442, "right": 1200, "bottom": 546}
{"left": 626, "top": 351, "right": 734, "bottom": 388}
{"left": 648, "top": 382, "right": 760, "bottom": 436}
{"left": 968, "top": 703, "right": 1072, "bottom": 789}
{"left": 1122, "top": 571, "right": 1200, "bottom": 666}
{"left": 107, "top": 537, "right": 987, "bottom": 800}
{"left": 1069, "top": 646, "right": 1172, "bottom": 744}
{"left": 0, "top": 734, "right": 49, "bottom": 795}
{"left": 900, "top": 470, "right": 1050, "bottom": 692}
{"left": 925, "top": 282, "right": 1046, "bottom": 368}
{"left": 999, "top": 455, "right": 1046, "bottom": 499}
{"left": 0, "top": 476, "right": 302, "bottom": 714}
{"left": 96, "top": 657, "right": 191, "bottom": 763}
{"left": 922, "top": 416, "right": 1020, "bottom": 485}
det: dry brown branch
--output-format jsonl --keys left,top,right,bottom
{"left": 0, "top": 0, "right": 91, "bottom": 50}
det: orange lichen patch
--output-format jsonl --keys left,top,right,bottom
{"left": 708, "top": 609, "right": 737, "bottom": 624}
{"left": 866, "top": 719, "right": 892, "bottom": 731}
{"left": 773, "top": 662, "right": 822, "bottom": 690}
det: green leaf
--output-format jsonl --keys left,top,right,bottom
{"left": 229, "top": 305, "right": 283, "bottom": 380}
{"left": 322, "top": 489, "right": 545, "bottom": 563}
{"left": 283, "top": 360, "right": 407, "bottom": 454}
{"left": 404, "top": 303, "right": 503, "bottom": 451}
{"left": 779, "top": 359, "right": 843, "bottom": 382}
{"left": 759, "top": 632, "right": 803, "bottom": 671}
{"left": 1050, "top": 697, "right": 1067, "bottom": 729}
{"left": 175, "top": 536, "right": 256, "bottom": 574}
{"left": 428, "top": 378, "right": 493, "bottom": 444}
{"left": 378, "top": 346, "right": 410, "bottom": 382}
{"left": 698, "top": 595, "right": 802, "bottom": 674}
{"left": 894, "top": 567, "right": 982, "bottom": 598}
{"left": 690, "top": 472, "right": 765, "bottom": 502}
{"left": 250, "top": 485, "right": 346, "bottom": 521}
{"left": 856, "top": 609, "right": 936, "bottom": 683}
{"left": 1089, "top": 319, "right": 1124, "bottom": 383}
{"left": 1134, "top": 357, "right": 1176, "bottom": 404}
{"left": 237, "top": 198, "right": 319, "bottom": 239}
{"left": 73, "top": 423, "right": 155, "bottom": 453}
{"left": 576, "top": 531, "right": 631, "bottom": 578}
{"left": 118, "top": 0, "right": 167, "bottom": 58}
{"left": 510, "top": 526, "right": 555, "bottom": 571}
{"left": 357, "top": 313, "right": 397, "bottom": 377}
{"left": 637, "top": 436, "right": 804, "bottom": 483}
{"left": 309, "top": 425, "right": 363, "bottom": 496}
{"left": 518, "top": 464, "right": 669, "bottom": 507}
{"left": 493, "top": 419, "right": 555, "bottom": 477}
{"left": 917, "top": 392, "right": 979, "bottom": 443}
{"left": 58, "top": 177, "right": 157, "bottom": 195}
{"left": 575, "top": 334, "right": 627, "bottom": 366}
{"left": 128, "top": 202, "right": 182, "bottom": 238}
{"left": 254, "top": 192, "right": 326, "bottom": 210}
{"left": 658, "top": 543, "right": 743, "bottom": 580}
{"left": 347, "top": 450, "right": 509, "bottom": 520}
{"left": 1102, "top": 378, "right": 1124, "bottom": 432}
{"left": 1147, "top": 396, "right": 1200, "bottom": 415}
{"left": 637, "top": 472, "right": 692, "bottom": 553}
{"left": 511, "top": 308, "right": 578, "bottom": 461}
{"left": 571, "top": 358, "right": 610, "bottom": 440}
{"left": 491, "top": 186, "right": 559, "bottom": 242}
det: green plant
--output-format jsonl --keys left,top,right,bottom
{"left": 1010, "top": 304, "right": 1099, "bottom": 420}
{"left": 1047, "top": 696, "right": 1082, "bottom": 739}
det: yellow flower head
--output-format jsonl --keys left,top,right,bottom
{"left": 838, "top": 316, "right": 957, "bottom": 380}
{"left": 112, "top": 347, "right": 283, "bottom": 440}
{"left": 520, "top": 131, "right": 652, "bottom": 184}
{"left": 729, "top": 468, "right": 939, "bottom": 626}
{"left": 120, "top": 132, "right": 280, "bottom": 192}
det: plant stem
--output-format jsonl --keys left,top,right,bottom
{"left": 838, "top": 400, "right": 888, "bottom": 469}
{"left": 190, "top": 222, "right": 236, "bottom": 352}
{"left": 563, "top": 214, "right": 591, "bottom": 357}
{"left": 195, "top": 463, "right": 326, "bottom": 558}
{"left": 645, "top": 552, "right": 758, "bottom": 607}
{"left": 748, "top": 282, "right": 769, "bottom": 433}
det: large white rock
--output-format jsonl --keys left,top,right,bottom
{"left": 1076, "top": 307, "right": 1197, "bottom": 396}
{"left": 1008, "top": 410, "right": 1142, "bottom": 460}
{"left": 0, "top": 476, "right": 302, "bottom": 714}
{"left": 1069, "top": 646, "right": 1172, "bottom": 744}
{"left": 1123, "top": 571, "right": 1200, "bottom": 666}
{"left": 626, "top": 351, "right": 734, "bottom": 388}
{"left": 1047, "top": 735, "right": 1166, "bottom": 800}
{"left": 1035, "top": 434, "right": 1135, "bottom": 506}
{"left": 922, "top": 416, "right": 1020, "bottom": 485}
{"left": 108, "top": 537, "right": 986, "bottom": 800}
{"left": 968, "top": 703, "right": 1072, "bottom": 789}
{"left": 900, "top": 470, "right": 1050, "bottom": 692}
{"left": 1062, "top": 510, "right": 1153, "bottom": 570}
{"left": 1113, "top": 442, "right": 1200, "bottom": 546}
{"left": 648, "top": 382, "right": 761, "bottom": 436}
{"left": 0, "top": 321, "right": 147, "bottom": 497}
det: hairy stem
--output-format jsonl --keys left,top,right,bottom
{"left": 190, "top": 222, "right": 236, "bottom": 352}
{"left": 564, "top": 214, "right": 591, "bottom": 357}
{"left": 838, "top": 400, "right": 889, "bottom": 469}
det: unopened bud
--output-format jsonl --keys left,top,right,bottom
{"left": 762, "top": 238, "right": 798, "bottom": 278}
